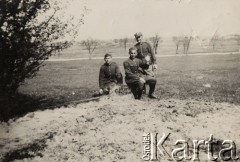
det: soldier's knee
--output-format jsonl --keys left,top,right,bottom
{"left": 147, "top": 78, "right": 156, "bottom": 84}
{"left": 149, "top": 80, "right": 156, "bottom": 86}
{"left": 138, "top": 81, "right": 145, "bottom": 89}
{"left": 138, "top": 80, "right": 144, "bottom": 85}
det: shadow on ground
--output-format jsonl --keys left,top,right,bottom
{"left": 7, "top": 93, "right": 67, "bottom": 120}
{"left": 1, "top": 132, "right": 56, "bottom": 162}
{"left": 6, "top": 86, "right": 130, "bottom": 121}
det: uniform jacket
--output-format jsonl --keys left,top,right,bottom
{"left": 99, "top": 62, "right": 122, "bottom": 89}
{"left": 123, "top": 58, "right": 149, "bottom": 84}
{"left": 134, "top": 42, "right": 156, "bottom": 64}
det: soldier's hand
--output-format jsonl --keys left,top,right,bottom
{"left": 145, "top": 55, "right": 150, "bottom": 62}
{"left": 153, "top": 64, "right": 158, "bottom": 70}
{"left": 99, "top": 89, "right": 103, "bottom": 94}
{"left": 139, "top": 77, "right": 146, "bottom": 83}
{"left": 103, "top": 88, "right": 109, "bottom": 94}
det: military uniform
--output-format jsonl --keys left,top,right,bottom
{"left": 134, "top": 32, "right": 158, "bottom": 99}
{"left": 135, "top": 42, "right": 156, "bottom": 65}
{"left": 99, "top": 62, "right": 122, "bottom": 94}
{"left": 123, "top": 58, "right": 156, "bottom": 99}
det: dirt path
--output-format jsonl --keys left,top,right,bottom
{"left": 0, "top": 95, "right": 240, "bottom": 162}
{"left": 47, "top": 52, "right": 240, "bottom": 62}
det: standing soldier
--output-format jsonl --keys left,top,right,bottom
{"left": 123, "top": 47, "right": 157, "bottom": 99}
{"left": 134, "top": 32, "right": 158, "bottom": 98}
{"left": 98, "top": 53, "right": 123, "bottom": 95}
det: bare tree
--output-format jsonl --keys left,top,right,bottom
{"left": 209, "top": 34, "right": 222, "bottom": 51}
{"left": 173, "top": 36, "right": 180, "bottom": 54}
{"left": 173, "top": 36, "right": 192, "bottom": 54}
{"left": 149, "top": 34, "right": 162, "bottom": 54}
{"left": 123, "top": 38, "right": 128, "bottom": 51}
{"left": 208, "top": 28, "right": 225, "bottom": 51}
{"left": 81, "top": 39, "right": 99, "bottom": 59}
{"left": 236, "top": 35, "right": 240, "bottom": 46}
{"left": 235, "top": 35, "right": 240, "bottom": 52}
{"left": 183, "top": 36, "right": 192, "bottom": 54}
{"left": 113, "top": 39, "right": 119, "bottom": 44}
{"left": 119, "top": 38, "right": 128, "bottom": 51}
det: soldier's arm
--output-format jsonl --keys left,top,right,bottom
{"left": 147, "top": 42, "right": 156, "bottom": 64}
{"left": 123, "top": 62, "right": 140, "bottom": 80}
{"left": 138, "top": 58, "right": 150, "bottom": 69}
{"left": 115, "top": 64, "right": 121, "bottom": 79}
{"left": 115, "top": 64, "right": 123, "bottom": 84}
{"left": 99, "top": 66, "right": 105, "bottom": 89}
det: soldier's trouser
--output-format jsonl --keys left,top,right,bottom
{"left": 127, "top": 81, "right": 144, "bottom": 99}
{"left": 142, "top": 76, "right": 157, "bottom": 95}
{"left": 102, "top": 82, "right": 118, "bottom": 94}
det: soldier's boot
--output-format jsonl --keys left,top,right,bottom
{"left": 136, "top": 81, "right": 144, "bottom": 99}
{"left": 135, "top": 87, "right": 143, "bottom": 100}
{"left": 133, "top": 93, "right": 139, "bottom": 99}
{"left": 142, "top": 84, "right": 146, "bottom": 94}
{"left": 148, "top": 82, "right": 158, "bottom": 99}
{"left": 131, "top": 89, "right": 139, "bottom": 99}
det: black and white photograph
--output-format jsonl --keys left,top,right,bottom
{"left": 0, "top": 0, "right": 240, "bottom": 161}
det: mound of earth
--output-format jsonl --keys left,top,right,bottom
{"left": 0, "top": 95, "right": 240, "bottom": 162}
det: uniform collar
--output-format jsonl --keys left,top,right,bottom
{"left": 129, "top": 57, "right": 136, "bottom": 61}
{"left": 104, "top": 62, "right": 112, "bottom": 66}
{"left": 136, "top": 42, "right": 143, "bottom": 45}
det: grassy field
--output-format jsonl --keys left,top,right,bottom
{"left": 13, "top": 53, "right": 240, "bottom": 119}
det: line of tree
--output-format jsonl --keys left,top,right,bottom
{"left": 80, "top": 35, "right": 164, "bottom": 57}
{"left": 80, "top": 34, "right": 240, "bottom": 59}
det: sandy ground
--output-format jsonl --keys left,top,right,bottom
{"left": 0, "top": 95, "right": 240, "bottom": 162}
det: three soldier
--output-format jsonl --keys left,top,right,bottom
{"left": 98, "top": 32, "right": 158, "bottom": 99}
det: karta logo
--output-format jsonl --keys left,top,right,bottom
{"left": 142, "top": 133, "right": 239, "bottom": 161}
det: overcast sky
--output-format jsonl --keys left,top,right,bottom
{"left": 68, "top": 0, "right": 240, "bottom": 40}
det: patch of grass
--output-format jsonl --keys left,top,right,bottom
{"left": 13, "top": 54, "right": 240, "bottom": 118}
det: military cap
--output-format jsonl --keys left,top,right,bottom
{"left": 134, "top": 32, "right": 143, "bottom": 38}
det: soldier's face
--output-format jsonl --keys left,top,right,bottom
{"left": 104, "top": 56, "right": 112, "bottom": 64}
{"left": 135, "top": 36, "right": 142, "bottom": 43}
{"left": 129, "top": 50, "right": 137, "bottom": 59}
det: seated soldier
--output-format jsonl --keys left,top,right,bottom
{"left": 123, "top": 47, "right": 157, "bottom": 99}
{"left": 99, "top": 53, "right": 122, "bottom": 95}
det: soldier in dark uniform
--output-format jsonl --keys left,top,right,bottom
{"left": 134, "top": 32, "right": 158, "bottom": 98}
{"left": 123, "top": 47, "right": 157, "bottom": 99}
{"left": 99, "top": 53, "right": 122, "bottom": 95}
